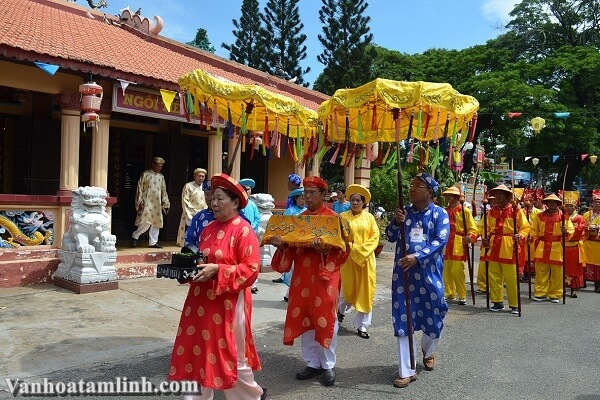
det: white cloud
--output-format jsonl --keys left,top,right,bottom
{"left": 481, "top": 0, "right": 520, "bottom": 22}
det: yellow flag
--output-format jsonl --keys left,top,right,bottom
{"left": 159, "top": 89, "right": 177, "bottom": 112}
{"left": 500, "top": 156, "right": 507, "bottom": 163}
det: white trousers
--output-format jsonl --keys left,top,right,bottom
{"left": 338, "top": 292, "right": 372, "bottom": 332}
{"left": 300, "top": 320, "right": 339, "bottom": 370}
{"left": 397, "top": 333, "right": 439, "bottom": 378}
{"left": 132, "top": 223, "right": 160, "bottom": 246}
{"left": 187, "top": 292, "right": 263, "bottom": 400}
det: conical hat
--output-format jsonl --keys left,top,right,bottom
{"left": 442, "top": 186, "right": 461, "bottom": 196}
{"left": 489, "top": 184, "right": 513, "bottom": 196}
{"left": 542, "top": 193, "right": 562, "bottom": 204}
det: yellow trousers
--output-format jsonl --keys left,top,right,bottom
{"left": 488, "top": 261, "right": 519, "bottom": 307}
{"left": 477, "top": 260, "right": 487, "bottom": 291}
{"left": 443, "top": 260, "right": 466, "bottom": 300}
{"left": 534, "top": 262, "right": 563, "bottom": 299}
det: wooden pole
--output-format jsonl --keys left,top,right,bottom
{"left": 460, "top": 199, "right": 476, "bottom": 305}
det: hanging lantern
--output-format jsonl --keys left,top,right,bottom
{"left": 79, "top": 81, "right": 103, "bottom": 131}
{"left": 530, "top": 117, "right": 545, "bottom": 134}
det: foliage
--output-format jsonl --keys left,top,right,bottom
{"left": 186, "top": 28, "right": 216, "bottom": 53}
{"left": 313, "top": 0, "right": 377, "bottom": 95}
{"left": 260, "top": 0, "right": 311, "bottom": 87}
{"left": 374, "top": 213, "right": 389, "bottom": 243}
{"left": 221, "top": 0, "right": 266, "bottom": 70}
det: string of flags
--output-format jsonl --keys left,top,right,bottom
{"left": 498, "top": 154, "right": 594, "bottom": 164}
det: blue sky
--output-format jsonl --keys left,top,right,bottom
{"left": 102, "top": 0, "right": 520, "bottom": 86}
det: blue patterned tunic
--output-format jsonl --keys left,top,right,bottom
{"left": 386, "top": 202, "right": 450, "bottom": 339}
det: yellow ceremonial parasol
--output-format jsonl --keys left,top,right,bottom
{"left": 179, "top": 69, "right": 318, "bottom": 133}
{"left": 178, "top": 68, "right": 319, "bottom": 172}
{"left": 317, "top": 79, "right": 479, "bottom": 146}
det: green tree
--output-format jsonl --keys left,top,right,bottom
{"left": 314, "top": 0, "right": 377, "bottom": 95}
{"left": 221, "top": 0, "right": 266, "bottom": 69}
{"left": 186, "top": 28, "right": 216, "bottom": 53}
{"left": 260, "top": 0, "right": 311, "bottom": 86}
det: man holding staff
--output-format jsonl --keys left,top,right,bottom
{"left": 386, "top": 172, "right": 449, "bottom": 388}
{"left": 479, "top": 184, "right": 530, "bottom": 314}
{"left": 441, "top": 186, "right": 478, "bottom": 305}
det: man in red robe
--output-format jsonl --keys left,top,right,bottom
{"left": 269, "top": 176, "right": 350, "bottom": 387}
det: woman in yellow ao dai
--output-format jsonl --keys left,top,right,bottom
{"left": 338, "top": 184, "right": 380, "bottom": 339}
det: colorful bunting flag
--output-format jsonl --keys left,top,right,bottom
{"left": 34, "top": 62, "right": 59, "bottom": 76}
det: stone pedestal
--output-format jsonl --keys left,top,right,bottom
{"left": 53, "top": 250, "right": 118, "bottom": 293}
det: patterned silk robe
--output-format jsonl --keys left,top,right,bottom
{"left": 134, "top": 169, "right": 170, "bottom": 228}
{"left": 386, "top": 202, "right": 449, "bottom": 339}
{"left": 177, "top": 181, "right": 207, "bottom": 246}
{"left": 169, "top": 215, "right": 261, "bottom": 389}
{"left": 271, "top": 205, "right": 350, "bottom": 348}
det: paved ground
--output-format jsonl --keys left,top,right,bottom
{"left": 1, "top": 243, "right": 599, "bottom": 399}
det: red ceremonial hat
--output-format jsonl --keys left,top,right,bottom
{"left": 303, "top": 176, "right": 328, "bottom": 191}
{"left": 534, "top": 188, "right": 546, "bottom": 201}
{"left": 593, "top": 189, "right": 600, "bottom": 201}
{"left": 210, "top": 173, "right": 249, "bottom": 209}
{"left": 522, "top": 188, "right": 535, "bottom": 202}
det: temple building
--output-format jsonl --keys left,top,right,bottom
{"left": 0, "top": 0, "right": 371, "bottom": 286}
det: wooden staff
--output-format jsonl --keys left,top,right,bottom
{"left": 561, "top": 164, "right": 569, "bottom": 304}
{"left": 525, "top": 204, "right": 532, "bottom": 299}
{"left": 511, "top": 160, "right": 522, "bottom": 317}
{"left": 483, "top": 198, "right": 490, "bottom": 310}
{"left": 396, "top": 109, "right": 415, "bottom": 370}
{"left": 460, "top": 199, "right": 476, "bottom": 305}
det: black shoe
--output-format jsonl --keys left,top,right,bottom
{"left": 251, "top": 286, "right": 258, "bottom": 294}
{"left": 358, "top": 329, "right": 370, "bottom": 339}
{"left": 131, "top": 239, "right": 137, "bottom": 247}
{"left": 322, "top": 368, "right": 335, "bottom": 386}
{"left": 283, "top": 296, "right": 288, "bottom": 302}
{"left": 260, "top": 387, "right": 267, "bottom": 400}
{"left": 296, "top": 366, "right": 324, "bottom": 380}
{"left": 149, "top": 244, "right": 162, "bottom": 249}
{"left": 337, "top": 311, "right": 344, "bottom": 323}
{"left": 272, "top": 277, "right": 283, "bottom": 283}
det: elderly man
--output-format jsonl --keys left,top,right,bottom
{"left": 132, "top": 157, "right": 170, "bottom": 248}
{"left": 184, "top": 180, "right": 214, "bottom": 249}
{"left": 386, "top": 172, "right": 449, "bottom": 388}
{"left": 269, "top": 176, "right": 350, "bottom": 387}
{"left": 177, "top": 168, "right": 208, "bottom": 246}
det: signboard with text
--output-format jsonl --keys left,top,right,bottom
{"left": 111, "top": 84, "right": 200, "bottom": 124}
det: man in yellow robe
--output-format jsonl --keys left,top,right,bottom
{"left": 531, "top": 194, "right": 574, "bottom": 302}
{"left": 442, "top": 186, "right": 478, "bottom": 304}
{"left": 176, "top": 168, "right": 207, "bottom": 246}
{"left": 338, "top": 184, "right": 379, "bottom": 339}
{"left": 479, "top": 185, "right": 530, "bottom": 314}
{"left": 583, "top": 191, "right": 600, "bottom": 293}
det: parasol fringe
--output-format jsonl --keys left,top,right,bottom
{"left": 330, "top": 143, "right": 341, "bottom": 164}
{"left": 355, "top": 146, "right": 364, "bottom": 168}
{"left": 357, "top": 112, "right": 364, "bottom": 141}
{"left": 371, "top": 104, "right": 377, "bottom": 130}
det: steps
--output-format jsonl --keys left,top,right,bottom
{"left": 0, "top": 248, "right": 59, "bottom": 287}
{"left": 114, "top": 247, "right": 176, "bottom": 279}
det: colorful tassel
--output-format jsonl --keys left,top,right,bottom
{"left": 357, "top": 112, "right": 364, "bottom": 141}
{"left": 329, "top": 143, "right": 341, "bottom": 164}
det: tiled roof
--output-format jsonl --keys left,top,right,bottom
{"left": 0, "top": 0, "right": 327, "bottom": 109}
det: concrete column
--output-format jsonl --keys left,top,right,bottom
{"left": 310, "top": 156, "right": 320, "bottom": 177}
{"left": 57, "top": 93, "right": 81, "bottom": 196}
{"left": 90, "top": 112, "right": 111, "bottom": 190}
{"left": 295, "top": 163, "right": 306, "bottom": 180}
{"left": 227, "top": 134, "right": 241, "bottom": 180}
{"left": 344, "top": 154, "right": 355, "bottom": 186}
{"left": 354, "top": 154, "right": 372, "bottom": 188}
{"left": 207, "top": 133, "right": 222, "bottom": 178}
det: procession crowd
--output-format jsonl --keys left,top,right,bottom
{"left": 129, "top": 156, "right": 598, "bottom": 400}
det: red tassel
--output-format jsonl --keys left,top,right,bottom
{"left": 371, "top": 104, "right": 377, "bottom": 130}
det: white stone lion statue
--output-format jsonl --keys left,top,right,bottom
{"left": 61, "top": 186, "right": 117, "bottom": 253}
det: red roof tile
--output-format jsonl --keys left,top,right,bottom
{"left": 0, "top": 0, "right": 327, "bottom": 109}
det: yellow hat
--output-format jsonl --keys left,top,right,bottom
{"left": 345, "top": 184, "right": 371, "bottom": 204}
{"left": 442, "top": 186, "right": 461, "bottom": 196}
{"left": 153, "top": 156, "right": 165, "bottom": 164}
{"left": 542, "top": 193, "right": 562, "bottom": 204}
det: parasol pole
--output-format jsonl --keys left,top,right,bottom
{"left": 483, "top": 197, "right": 490, "bottom": 310}
{"left": 511, "top": 159, "right": 522, "bottom": 317}
{"left": 394, "top": 108, "right": 415, "bottom": 370}
{"left": 461, "top": 198, "right": 476, "bottom": 305}
{"left": 561, "top": 164, "right": 569, "bottom": 304}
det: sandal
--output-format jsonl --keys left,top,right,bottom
{"left": 357, "top": 330, "right": 370, "bottom": 339}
